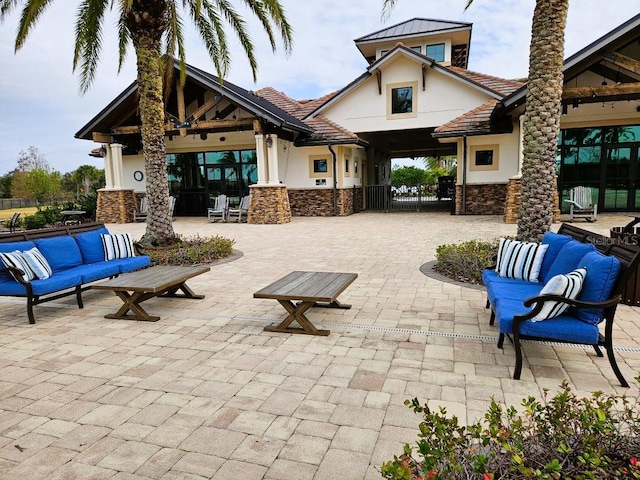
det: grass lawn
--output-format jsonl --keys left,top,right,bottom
{"left": 0, "top": 207, "right": 38, "bottom": 221}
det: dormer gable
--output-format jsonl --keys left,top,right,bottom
{"left": 354, "top": 18, "right": 472, "bottom": 67}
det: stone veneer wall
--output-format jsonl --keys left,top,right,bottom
{"left": 455, "top": 183, "right": 507, "bottom": 215}
{"left": 503, "top": 177, "right": 560, "bottom": 224}
{"left": 248, "top": 185, "right": 291, "bottom": 224}
{"left": 288, "top": 187, "right": 362, "bottom": 216}
{"left": 96, "top": 189, "right": 137, "bottom": 224}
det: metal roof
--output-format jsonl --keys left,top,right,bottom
{"left": 355, "top": 18, "right": 472, "bottom": 44}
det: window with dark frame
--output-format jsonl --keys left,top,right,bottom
{"left": 410, "top": 46, "right": 422, "bottom": 53}
{"left": 345, "top": 159, "right": 349, "bottom": 173}
{"left": 354, "top": 160, "right": 358, "bottom": 175}
{"left": 475, "top": 150, "right": 494, "bottom": 166}
{"left": 314, "top": 158, "right": 328, "bottom": 173}
{"left": 426, "top": 43, "right": 445, "bottom": 62}
{"left": 391, "top": 86, "right": 413, "bottom": 114}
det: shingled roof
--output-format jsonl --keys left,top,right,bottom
{"left": 433, "top": 100, "right": 513, "bottom": 138}
{"left": 445, "top": 66, "right": 525, "bottom": 97}
{"left": 255, "top": 87, "right": 365, "bottom": 146}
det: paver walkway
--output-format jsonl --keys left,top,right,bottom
{"left": 0, "top": 211, "right": 638, "bottom": 479}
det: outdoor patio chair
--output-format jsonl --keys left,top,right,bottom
{"left": 133, "top": 196, "right": 149, "bottom": 222}
{"left": 227, "top": 195, "right": 250, "bottom": 222}
{"left": 0, "top": 212, "right": 21, "bottom": 233}
{"left": 208, "top": 194, "right": 229, "bottom": 222}
{"left": 564, "top": 186, "right": 597, "bottom": 222}
{"left": 168, "top": 196, "right": 176, "bottom": 219}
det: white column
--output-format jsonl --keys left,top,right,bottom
{"left": 266, "top": 134, "right": 279, "bottom": 184}
{"left": 254, "top": 134, "right": 268, "bottom": 185}
{"left": 103, "top": 144, "right": 115, "bottom": 189}
{"left": 110, "top": 143, "right": 124, "bottom": 188}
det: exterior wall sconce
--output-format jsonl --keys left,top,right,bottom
{"left": 572, "top": 98, "right": 580, "bottom": 109}
{"left": 265, "top": 135, "right": 273, "bottom": 148}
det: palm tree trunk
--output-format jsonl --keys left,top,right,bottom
{"left": 517, "top": 0, "right": 568, "bottom": 242}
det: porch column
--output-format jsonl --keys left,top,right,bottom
{"left": 266, "top": 134, "right": 280, "bottom": 184}
{"left": 110, "top": 143, "right": 125, "bottom": 188}
{"left": 254, "top": 134, "right": 268, "bottom": 185}
{"left": 103, "top": 144, "right": 115, "bottom": 188}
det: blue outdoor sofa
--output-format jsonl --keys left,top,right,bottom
{"left": 0, "top": 223, "right": 150, "bottom": 324}
{"left": 484, "top": 223, "right": 640, "bottom": 387}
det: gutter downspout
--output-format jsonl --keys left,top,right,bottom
{"left": 329, "top": 145, "right": 338, "bottom": 216}
{"left": 462, "top": 136, "right": 467, "bottom": 215}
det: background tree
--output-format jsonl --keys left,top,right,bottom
{"left": 382, "top": 0, "right": 567, "bottom": 241}
{"left": 0, "top": 172, "right": 13, "bottom": 198}
{"left": 70, "top": 165, "right": 105, "bottom": 195}
{"left": 2, "top": 1, "right": 292, "bottom": 246}
{"left": 11, "top": 146, "right": 61, "bottom": 202}
{"left": 391, "top": 165, "right": 427, "bottom": 188}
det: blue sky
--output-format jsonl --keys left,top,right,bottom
{"left": 0, "top": 0, "right": 634, "bottom": 174}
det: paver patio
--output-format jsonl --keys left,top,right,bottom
{"left": 0, "top": 211, "right": 639, "bottom": 479}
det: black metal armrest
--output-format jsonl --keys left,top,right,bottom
{"left": 513, "top": 294, "right": 622, "bottom": 327}
{"left": 0, "top": 265, "right": 30, "bottom": 285}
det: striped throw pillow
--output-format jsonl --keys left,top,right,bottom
{"left": 531, "top": 268, "right": 587, "bottom": 321}
{"left": 496, "top": 238, "right": 548, "bottom": 282}
{"left": 22, "top": 247, "right": 52, "bottom": 280}
{"left": 101, "top": 233, "right": 135, "bottom": 260}
{"left": 0, "top": 250, "right": 36, "bottom": 281}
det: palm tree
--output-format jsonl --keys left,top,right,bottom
{"left": 382, "top": 0, "right": 568, "bottom": 241}
{"left": 1, "top": 0, "right": 292, "bottom": 246}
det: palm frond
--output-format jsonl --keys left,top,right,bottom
{"left": 190, "top": 1, "right": 228, "bottom": 80}
{"left": 465, "top": 0, "right": 474, "bottom": 10}
{"left": 0, "top": 0, "right": 22, "bottom": 19}
{"left": 214, "top": 0, "right": 259, "bottom": 80}
{"left": 381, "top": 0, "right": 397, "bottom": 20}
{"left": 238, "top": 0, "right": 276, "bottom": 53}
{"left": 116, "top": 15, "right": 130, "bottom": 73}
{"left": 73, "top": 0, "right": 109, "bottom": 93}
{"left": 14, "top": 0, "right": 54, "bottom": 51}
{"left": 261, "top": 0, "right": 292, "bottom": 53}
{"left": 163, "top": 2, "right": 185, "bottom": 97}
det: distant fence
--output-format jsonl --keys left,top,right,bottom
{"left": 0, "top": 197, "right": 73, "bottom": 210}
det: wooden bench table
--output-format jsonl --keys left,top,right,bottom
{"left": 254, "top": 271, "right": 358, "bottom": 336}
{"left": 93, "top": 265, "right": 210, "bottom": 321}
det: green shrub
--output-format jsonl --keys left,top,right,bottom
{"left": 36, "top": 204, "right": 63, "bottom": 225}
{"left": 381, "top": 378, "right": 640, "bottom": 479}
{"left": 435, "top": 239, "right": 499, "bottom": 284}
{"left": 22, "top": 212, "right": 47, "bottom": 230}
{"left": 139, "top": 234, "right": 235, "bottom": 266}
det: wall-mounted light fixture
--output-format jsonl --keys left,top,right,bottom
{"left": 265, "top": 135, "right": 273, "bottom": 148}
{"left": 572, "top": 98, "right": 580, "bottom": 109}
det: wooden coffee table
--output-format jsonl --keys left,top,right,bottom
{"left": 93, "top": 265, "right": 210, "bottom": 321}
{"left": 254, "top": 271, "right": 358, "bottom": 336}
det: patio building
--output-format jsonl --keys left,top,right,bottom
{"left": 76, "top": 13, "right": 640, "bottom": 224}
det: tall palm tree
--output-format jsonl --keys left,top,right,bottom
{"left": 1, "top": 0, "right": 292, "bottom": 246}
{"left": 382, "top": 0, "right": 568, "bottom": 241}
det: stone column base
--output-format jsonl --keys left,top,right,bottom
{"left": 504, "top": 177, "right": 561, "bottom": 224}
{"left": 248, "top": 185, "right": 291, "bottom": 224}
{"left": 96, "top": 189, "right": 136, "bottom": 224}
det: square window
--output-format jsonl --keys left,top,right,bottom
{"left": 314, "top": 159, "right": 328, "bottom": 173}
{"left": 411, "top": 46, "right": 422, "bottom": 53}
{"left": 391, "top": 87, "right": 413, "bottom": 114}
{"left": 475, "top": 150, "right": 493, "bottom": 166}
{"left": 426, "top": 43, "right": 445, "bottom": 62}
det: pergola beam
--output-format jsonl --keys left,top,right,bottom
{"left": 110, "top": 118, "right": 256, "bottom": 135}
{"left": 562, "top": 82, "right": 640, "bottom": 103}
{"left": 601, "top": 50, "right": 640, "bottom": 76}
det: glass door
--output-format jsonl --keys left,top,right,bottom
{"left": 603, "top": 146, "right": 637, "bottom": 211}
{"left": 206, "top": 166, "right": 240, "bottom": 207}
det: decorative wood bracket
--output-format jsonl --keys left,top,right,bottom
{"left": 422, "top": 64, "right": 427, "bottom": 91}
{"left": 376, "top": 70, "right": 382, "bottom": 95}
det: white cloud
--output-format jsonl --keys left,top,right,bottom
{"left": 0, "top": 0, "right": 634, "bottom": 173}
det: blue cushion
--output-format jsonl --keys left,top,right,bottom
{"left": 112, "top": 256, "right": 151, "bottom": 273}
{"left": 572, "top": 250, "right": 621, "bottom": 325}
{"left": 34, "top": 237, "right": 83, "bottom": 273}
{"left": 0, "top": 278, "right": 29, "bottom": 295}
{"left": 495, "top": 297, "right": 599, "bottom": 344}
{"left": 483, "top": 269, "right": 541, "bottom": 307}
{"left": 539, "top": 232, "right": 573, "bottom": 281}
{"left": 74, "top": 228, "right": 110, "bottom": 263}
{"left": 544, "top": 240, "right": 595, "bottom": 282}
{"left": 30, "top": 270, "right": 83, "bottom": 296}
{"left": 72, "top": 262, "right": 122, "bottom": 284}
